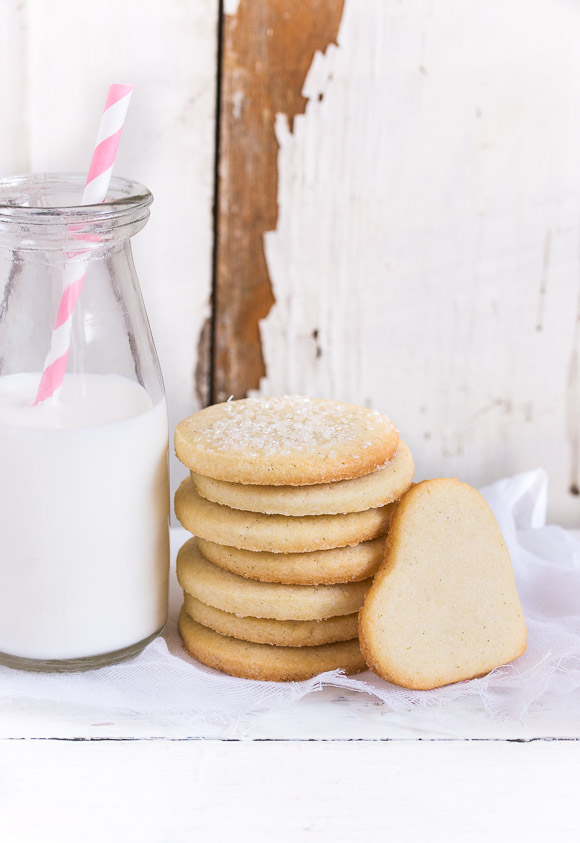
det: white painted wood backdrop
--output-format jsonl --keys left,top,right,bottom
{"left": 2, "top": 0, "right": 580, "bottom": 525}
{"left": 260, "top": 0, "right": 580, "bottom": 525}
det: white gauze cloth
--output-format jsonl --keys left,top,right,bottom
{"left": 0, "top": 469, "right": 579, "bottom": 720}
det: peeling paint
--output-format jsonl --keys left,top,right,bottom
{"left": 259, "top": 0, "right": 580, "bottom": 524}
{"left": 213, "top": 0, "right": 344, "bottom": 402}
{"left": 223, "top": 0, "right": 241, "bottom": 15}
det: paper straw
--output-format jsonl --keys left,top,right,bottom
{"left": 34, "top": 83, "right": 134, "bottom": 405}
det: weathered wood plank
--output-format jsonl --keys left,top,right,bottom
{"left": 259, "top": 0, "right": 580, "bottom": 525}
{"left": 213, "top": 0, "right": 344, "bottom": 402}
{"left": 0, "top": 685, "right": 579, "bottom": 740}
{"left": 2, "top": 740, "right": 579, "bottom": 842}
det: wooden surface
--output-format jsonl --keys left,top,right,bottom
{"left": 2, "top": 739, "right": 580, "bottom": 842}
{"left": 1, "top": 682, "right": 579, "bottom": 842}
{"left": 0, "top": 527, "right": 578, "bottom": 840}
{"left": 212, "top": 0, "right": 344, "bottom": 403}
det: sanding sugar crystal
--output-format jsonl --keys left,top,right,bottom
{"left": 192, "top": 396, "right": 394, "bottom": 457}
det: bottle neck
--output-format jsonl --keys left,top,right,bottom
{"left": 0, "top": 174, "right": 152, "bottom": 253}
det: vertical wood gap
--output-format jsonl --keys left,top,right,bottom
{"left": 208, "top": 0, "right": 225, "bottom": 407}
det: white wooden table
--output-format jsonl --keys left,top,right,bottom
{"left": 1, "top": 530, "right": 579, "bottom": 842}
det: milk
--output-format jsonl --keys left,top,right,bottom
{"left": 0, "top": 373, "right": 169, "bottom": 662}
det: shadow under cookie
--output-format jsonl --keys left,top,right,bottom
{"left": 179, "top": 610, "right": 367, "bottom": 682}
{"left": 183, "top": 593, "right": 359, "bottom": 646}
{"left": 195, "top": 535, "right": 387, "bottom": 585}
{"left": 191, "top": 440, "right": 414, "bottom": 516}
{"left": 177, "top": 538, "right": 371, "bottom": 620}
{"left": 175, "top": 479, "right": 394, "bottom": 553}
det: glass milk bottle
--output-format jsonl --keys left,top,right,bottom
{"left": 0, "top": 173, "right": 170, "bottom": 670}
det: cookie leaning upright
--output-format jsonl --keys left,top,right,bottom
{"left": 174, "top": 395, "right": 398, "bottom": 485}
{"left": 359, "top": 479, "right": 527, "bottom": 690}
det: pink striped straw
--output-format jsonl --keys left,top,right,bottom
{"left": 34, "top": 83, "right": 134, "bottom": 405}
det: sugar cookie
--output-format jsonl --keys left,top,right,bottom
{"left": 175, "top": 479, "right": 393, "bottom": 553}
{"left": 191, "top": 441, "right": 414, "bottom": 516}
{"left": 359, "top": 479, "right": 527, "bottom": 690}
{"left": 196, "top": 536, "right": 386, "bottom": 585}
{"left": 182, "top": 594, "right": 359, "bottom": 647}
{"left": 175, "top": 396, "right": 398, "bottom": 486}
{"left": 179, "top": 610, "right": 366, "bottom": 681}
{"left": 177, "top": 538, "right": 371, "bottom": 620}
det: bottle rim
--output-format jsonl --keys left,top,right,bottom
{"left": 0, "top": 173, "right": 153, "bottom": 226}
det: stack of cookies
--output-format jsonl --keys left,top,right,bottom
{"left": 174, "top": 395, "right": 414, "bottom": 682}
